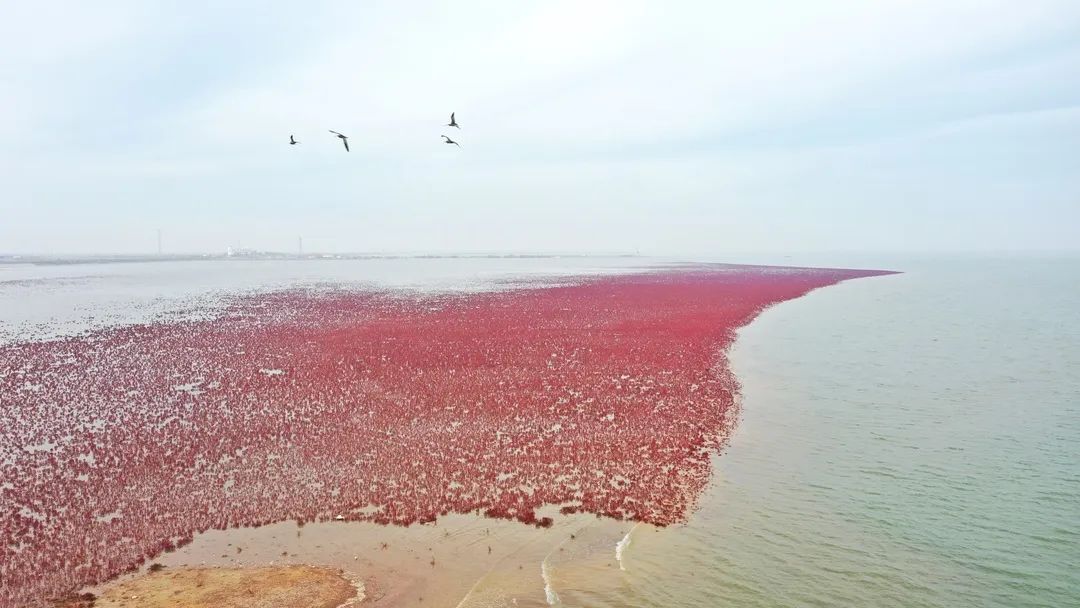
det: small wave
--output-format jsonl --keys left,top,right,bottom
{"left": 541, "top": 556, "right": 560, "bottom": 605}
{"left": 615, "top": 523, "right": 640, "bottom": 571}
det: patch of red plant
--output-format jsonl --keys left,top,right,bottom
{"left": 0, "top": 266, "right": 891, "bottom": 606}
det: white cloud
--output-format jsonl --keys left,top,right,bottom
{"left": 1, "top": 0, "right": 1078, "bottom": 254}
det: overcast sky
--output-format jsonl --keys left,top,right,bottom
{"left": 2, "top": 0, "right": 1078, "bottom": 255}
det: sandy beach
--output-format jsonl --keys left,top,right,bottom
{"left": 72, "top": 507, "right": 637, "bottom": 608}
{"left": 60, "top": 565, "right": 359, "bottom": 608}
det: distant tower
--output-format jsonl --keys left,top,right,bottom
{"left": 157, "top": 229, "right": 162, "bottom": 255}
{"left": 298, "top": 236, "right": 303, "bottom": 257}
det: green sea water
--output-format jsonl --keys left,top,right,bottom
{"left": 604, "top": 256, "right": 1079, "bottom": 607}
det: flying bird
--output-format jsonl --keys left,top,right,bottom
{"left": 447, "top": 112, "right": 459, "bottom": 129}
{"left": 442, "top": 135, "right": 460, "bottom": 147}
{"left": 289, "top": 135, "right": 298, "bottom": 145}
{"left": 329, "top": 130, "right": 350, "bottom": 152}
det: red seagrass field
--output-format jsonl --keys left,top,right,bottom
{"left": 0, "top": 265, "right": 889, "bottom": 607}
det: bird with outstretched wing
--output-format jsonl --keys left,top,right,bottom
{"left": 329, "top": 130, "right": 350, "bottom": 152}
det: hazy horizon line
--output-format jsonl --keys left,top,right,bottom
{"left": 2, "top": 248, "right": 1078, "bottom": 260}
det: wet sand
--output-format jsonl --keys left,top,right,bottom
{"left": 83, "top": 508, "right": 640, "bottom": 607}
{"left": 81, "top": 565, "right": 359, "bottom": 608}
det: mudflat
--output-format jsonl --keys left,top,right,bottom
{"left": 70, "top": 566, "right": 360, "bottom": 608}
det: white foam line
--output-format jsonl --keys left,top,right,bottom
{"left": 453, "top": 527, "right": 563, "bottom": 608}
{"left": 455, "top": 522, "right": 589, "bottom": 608}
{"left": 615, "top": 523, "right": 642, "bottom": 571}
{"left": 541, "top": 555, "right": 560, "bottom": 605}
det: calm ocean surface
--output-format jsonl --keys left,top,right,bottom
{"left": 611, "top": 255, "right": 1080, "bottom": 607}
{"left": 2, "top": 254, "right": 1076, "bottom": 606}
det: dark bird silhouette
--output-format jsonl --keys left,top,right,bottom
{"left": 329, "top": 130, "right": 350, "bottom": 152}
{"left": 289, "top": 135, "right": 299, "bottom": 145}
{"left": 442, "top": 135, "right": 460, "bottom": 147}
{"left": 447, "top": 112, "right": 459, "bottom": 129}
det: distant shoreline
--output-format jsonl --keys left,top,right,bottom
{"left": 0, "top": 252, "right": 643, "bottom": 266}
